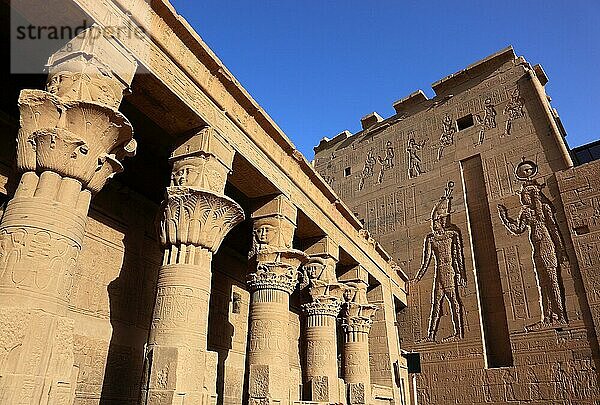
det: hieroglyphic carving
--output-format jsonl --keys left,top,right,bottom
{"left": 406, "top": 138, "right": 426, "bottom": 178}
{"left": 437, "top": 115, "right": 456, "bottom": 160}
{"left": 501, "top": 245, "right": 530, "bottom": 320}
{"left": 377, "top": 141, "right": 395, "bottom": 183}
{"left": 474, "top": 98, "right": 497, "bottom": 145}
{"left": 414, "top": 182, "right": 466, "bottom": 342}
{"left": 498, "top": 159, "right": 568, "bottom": 326}
{"left": 503, "top": 88, "right": 525, "bottom": 136}
{"left": 322, "top": 175, "right": 335, "bottom": 187}
{"left": 313, "top": 47, "right": 599, "bottom": 405}
{"left": 0, "top": 228, "right": 79, "bottom": 299}
{"left": 358, "top": 150, "right": 376, "bottom": 191}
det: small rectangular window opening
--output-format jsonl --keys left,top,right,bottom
{"left": 457, "top": 114, "right": 474, "bottom": 131}
{"left": 344, "top": 167, "right": 351, "bottom": 177}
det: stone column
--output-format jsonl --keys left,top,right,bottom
{"left": 141, "top": 127, "right": 244, "bottom": 404}
{"left": 247, "top": 195, "right": 307, "bottom": 405}
{"left": 0, "top": 27, "right": 137, "bottom": 404}
{"left": 300, "top": 236, "right": 345, "bottom": 403}
{"left": 340, "top": 269, "right": 378, "bottom": 405}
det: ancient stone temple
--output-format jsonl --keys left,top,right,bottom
{"left": 2, "top": 1, "right": 600, "bottom": 404}
{"left": 314, "top": 46, "right": 600, "bottom": 403}
{"left": 0, "top": 1, "right": 410, "bottom": 404}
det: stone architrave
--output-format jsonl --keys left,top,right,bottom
{"left": 300, "top": 237, "right": 345, "bottom": 403}
{"left": 247, "top": 195, "right": 308, "bottom": 405}
{"left": 341, "top": 279, "right": 378, "bottom": 405}
{"left": 140, "top": 127, "right": 244, "bottom": 404}
{"left": 0, "top": 26, "right": 137, "bottom": 404}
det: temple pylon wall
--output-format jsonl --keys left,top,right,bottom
{"left": 314, "top": 46, "right": 600, "bottom": 404}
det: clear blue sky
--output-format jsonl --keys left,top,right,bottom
{"left": 171, "top": 0, "right": 600, "bottom": 159}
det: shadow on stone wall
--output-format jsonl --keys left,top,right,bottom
{"left": 93, "top": 200, "right": 160, "bottom": 404}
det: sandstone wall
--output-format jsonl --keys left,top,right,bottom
{"left": 315, "top": 49, "right": 600, "bottom": 404}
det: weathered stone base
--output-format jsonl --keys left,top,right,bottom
{"left": 0, "top": 308, "right": 78, "bottom": 405}
{"left": 140, "top": 346, "right": 217, "bottom": 404}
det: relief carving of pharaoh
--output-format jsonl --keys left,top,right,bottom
{"left": 475, "top": 97, "right": 497, "bottom": 146}
{"left": 497, "top": 159, "right": 568, "bottom": 327}
{"left": 377, "top": 141, "right": 395, "bottom": 183}
{"left": 437, "top": 114, "right": 456, "bottom": 160}
{"left": 503, "top": 88, "right": 525, "bottom": 136}
{"left": 358, "top": 150, "right": 377, "bottom": 191}
{"left": 407, "top": 138, "right": 426, "bottom": 178}
{"left": 413, "top": 181, "right": 466, "bottom": 343}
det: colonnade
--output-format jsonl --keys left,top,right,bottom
{"left": 0, "top": 27, "right": 382, "bottom": 405}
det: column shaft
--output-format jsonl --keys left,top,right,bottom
{"left": 303, "top": 305, "right": 341, "bottom": 402}
{"left": 248, "top": 288, "right": 290, "bottom": 366}
{"left": 343, "top": 331, "right": 371, "bottom": 384}
{"left": 248, "top": 287, "right": 291, "bottom": 402}
{"left": 0, "top": 26, "right": 137, "bottom": 405}
{"left": 141, "top": 128, "right": 244, "bottom": 405}
{"left": 143, "top": 252, "right": 215, "bottom": 404}
{"left": 247, "top": 194, "right": 307, "bottom": 405}
{"left": 0, "top": 172, "right": 88, "bottom": 403}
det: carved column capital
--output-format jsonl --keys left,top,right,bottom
{"left": 159, "top": 187, "right": 244, "bottom": 254}
{"left": 169, "top": 125, "right": 235, "bottom": 194}
{"left": 248, "top": 256, "right": 304, "bottom": 294}
{"left": 248, "top": 194, "right": 307, "bottom": 294}
{"left": 342, "top": 280, "right": 378, "bottom": 337}
{"left": 342, "top": 302, "right": 378, "bottom": 334}
{"left": 158, "top": 127, "right": 244, "bottom": 264}
{"left": 17, "top": 27, "right": 138, "bottom": 194}
{"left": 250, "top": 194, "right": 298, "bottom": 256}
{"left": 302, "top": 296, "right": 341, "bottom": 317}
{"left": 17, "top": 91, "right": 136, "bottom": 194}
{"left": 45, "top": 25, "right": 136, "bottom": 108}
